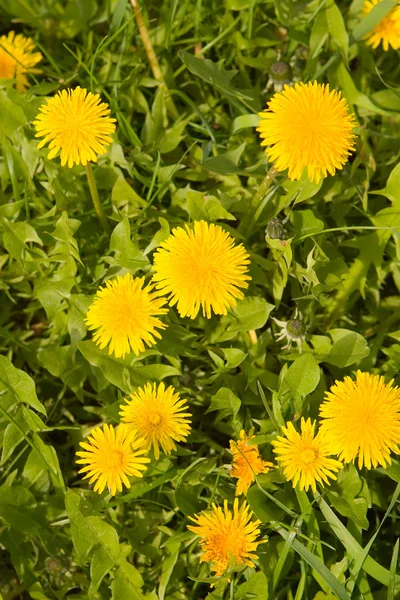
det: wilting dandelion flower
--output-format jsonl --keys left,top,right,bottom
{"left": 230, "top": 430, "right": 273, "bottom": 496}
{"left": 257, "top": 81, "right": 356, "bottom": 184}
{"left": 152, "top": 221, "right": 251, "bottom": 319}
{"left": 272, "top": 418, "right": 342, "bottom": 492}
{"left": 362, "top": 0, "right": 400, "bottom": 51}
{"left": 187, "top": 499, "right": 263, "bottom": 577}
{"left": 33, "top": 86, "right": 116, "bottom": 167}
{"left": 319, "top": 371, "right": 400, "bottom": 469}
{"left": 86, "top": 273, "right": 168, "bottom": 359}
{"left": 76, "top": 424, "right": 150, "bottom": 495}
{"left": 120, "top": 382, "right": 191, "bottom": 459}
{"left": 0, "top": 31, "right": 42, "bottom": 92}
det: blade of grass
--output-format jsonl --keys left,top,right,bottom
{"left": 388, "top": 539, "right": 399, "bottom": 600}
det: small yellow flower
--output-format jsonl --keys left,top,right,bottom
{"left": 187, "top": 499, "right": 263, "bottom": 577}
{"left": 0, "top": 31, "right": 42, "bottom": 92}
{"left": 319, "top": 371, "right": 400, "bottom": 469}
{"left": 119, "top": 382, "right": 191, "bottom": 459}
{"left": 76, "top": 423, "right": 150, "bottom": 496}
{"left": 230, "top": 430, "right": 273, "bottom": 496}
{"left": 362, "top": 0, "right": 400, "bottom": 51}
{"left": 152, "top": 220, "right": 251, "bottom": 319}
{"left": 33, "top": 86, "right": 116, "bottom": 167}
{"left": 257, "top": 81, "right": 356, "bottom": 184}
{"left": 272, "top": 418, "right": 342, "bottom": 492}
{"left": 86, "top": 273, "right": 168, "bottom": 359}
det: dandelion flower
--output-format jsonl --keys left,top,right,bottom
{"left": 272, "top": 418, "right": 342, "bottom": 492}
{"left": 152, "top": 221, "right": 251, "bottom": 319}
{"left": 76, "top": 423, "right": 150, "bottom": 495}
{"left": 257, "top": 81, "right": 356, "bottom": 184}
{"left": 0, "top": 31, "right": 42, "bottom": 92}
{"left": 119, "top": 382, "right": 191, "bottom": 459}
{"left": 33, "top": 86, "right": 116, "bottom": 168}
{"left": 319, "top": 371, "right": 400, "bottom": 469}
{"left": 230, "top": 430, "right": 274, "bottom": 496}
{"left": 188, "top": 499, "right": 263, "bottom": 577}
{"left": 362, "top": 0, "right": 400, "bottom": 51}
{"left": 86, "top": 273, "right": 168, "bottom": 359}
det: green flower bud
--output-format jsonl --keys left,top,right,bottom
{"left": 266, "top": 218, "right": 288, "bottom": 240}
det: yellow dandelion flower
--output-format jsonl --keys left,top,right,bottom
{"left": 319, "top": 371, "right": 400, "bottom": 469}
{"left": 119, "top": 382, "right": 191, "bottom": 459}
{"left": 152, "top": 220, "right": 251, "bottom": 319}
{"left": 187, "top": 499, "right": 263, "bottom": 577}
{"left": 230, "top": 430, "right": 274, "bottom": 496}
{"left": 0, "top": 31, "right": 42, "bottom": 92}
{"left": 85, "top": 273, "right": 168, "bottom": 359}
{"left": 33, "top": 86, "right": 116, "bottom": 168}
{"left": 257, "top": 81, "right": 356, "bottom": 184}
{"left": 76, "top": 423, "right": 150, "bottom": 496}
{"left": 362, "top": 0, "right": 400, "bottom": 51}
{"left": 272, "top": 418, "right": 342, "bottom": 492}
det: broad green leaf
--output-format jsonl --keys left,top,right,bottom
{"left": 292, "top": 209, "right": 324, "bottom": 239}
{"left": 285, "top": 354, "right": 320, "bottom": 396}
{"left": 159, "top": 543, "right": 180, "bottom": 600}
{"left": 179, "top": 51, "right": 255, "bottom": 108}
{"left": 236, "top": 572, "right": 268, "bottom": 599}
{"left": 325, "top": 329, "right": 370, "bottom": 367}
{"left": 223, "top": 297, "right": 274, "bottom": 332}
{"left": 201, "top": 143, "right": 246, "bottom": 175}
{"left": 326, "top": 0, "right": 349, "bottom": 62}
{"left": 0, "top": 485, "right": 41, "bottom": 534}
{"left": 109, "top": 217, "right": 149, "bottom": 273}
{"left": 207, "top": 387, "right": 241, "bottom": 424}
{"left": 185, "top": 190, "right": 235, "bottom": 221}
{"left": 78, "top": 340, "right": 180, "bottom": 393}
{"left": 0, "top": 355, "right": 46, "bottom": 415}
{"left": 232, "top": 114, "right": 260, "bottom": 134}
{"left": 0, "top": 90, "right": 26, "bottom": 136}
{"left": 144, "top": 217, "right": 170, "bottom": 255}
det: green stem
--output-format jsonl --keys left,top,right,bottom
{"left": 244, "top": 166, "right": 278, "bottom": 237}
{"left": 251, "top": 167, "right": 277, "bottom": 210}
{"left": 85, "top": 163, "right": 110, "bottom": 234}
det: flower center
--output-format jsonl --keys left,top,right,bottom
{"left": 148, "top": 413, "right": 162, "bottom": 426}
{"left": 298, "top": 447, "right": 317, "bottom": 464}
{"left": 106, "top": 449, "right": 125, "bottom": 470}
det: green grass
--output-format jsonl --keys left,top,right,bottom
{"left": 0, "top": 0, "right": 400, "bottom": 599}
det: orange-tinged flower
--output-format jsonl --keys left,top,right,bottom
{"left": 362, "top": 0, "right": 400, "bottom": 51}
{"left": 86, "top": 273, "right": 168, "bottom": 359}
{"left": 76, "top": 424, "right": 149, "bottom": 495}
{"left": 230, "top": 430, "right": 273, "bottom": 495}
{"left": 187, "top": 499, "right": 263, "bottom": 577}
{"left": 0, "top": 31, "right": 42, "bottom": 92}
{"left": 319, "top": 371, "right": 400, "bottom": 469}
{"left": 119, "top": 382, "right": 191, "bottom": 459}
{"left": 272, "top": 418, "right": 342, "bottom": 492}
{"left": 257, "top": 81, "right": 356, "bottom": 184}
{"left": 33, "top": 86, "right": 116, "bottom": 167}
{"left": 152, "top": 221, "right": 251, "bottom": 319}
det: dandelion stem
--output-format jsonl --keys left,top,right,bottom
{"left": 129, "top": 0, "right": 179, "bottom": 120}
{"left": 244, "top": 166, "right": 278, "bottom": 237}
{"left": 85, "top": 163, "right": 110, "bottom": 234}
{"left": 252, "top": 167, "right": 278, "bottom": 210}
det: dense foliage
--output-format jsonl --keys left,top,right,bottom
{"left": 0, "top": 0, "right": 400, "bottom": 599}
